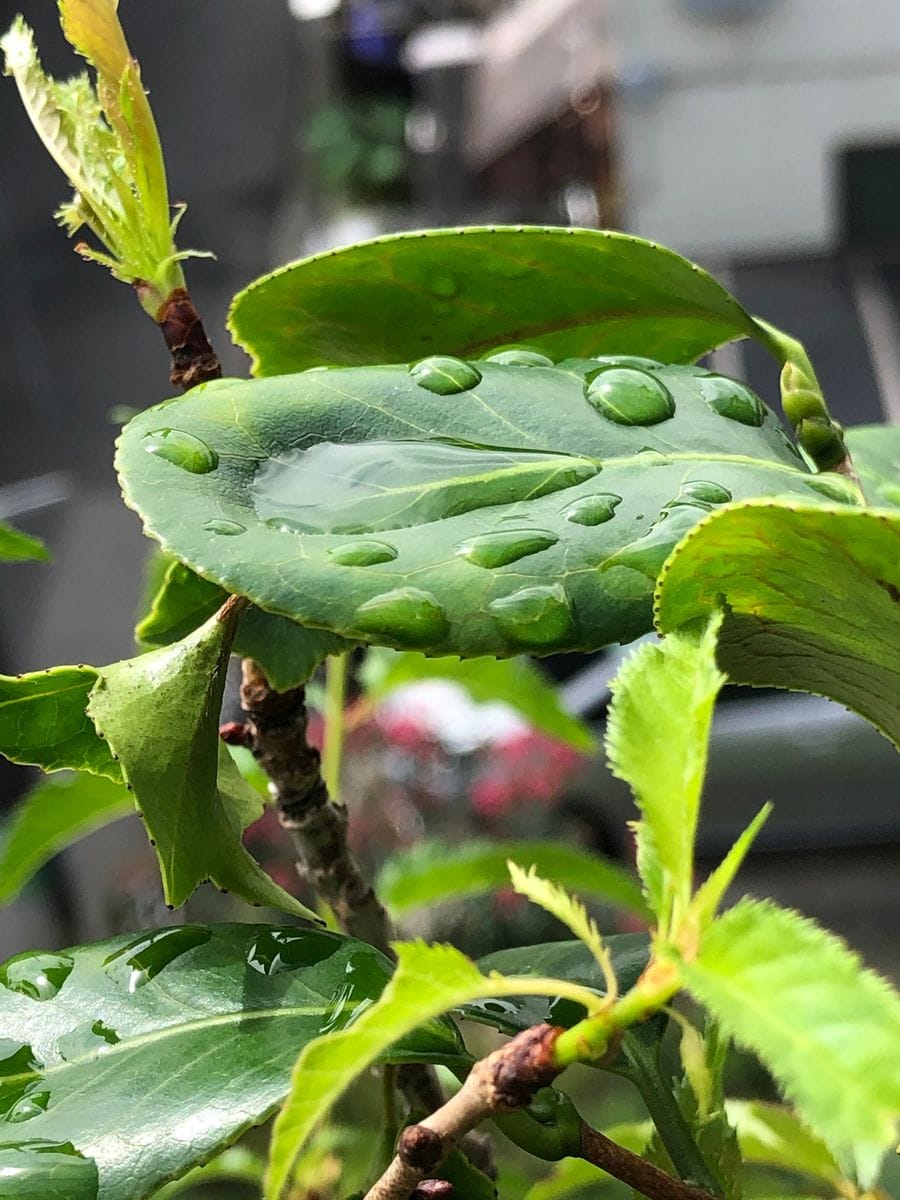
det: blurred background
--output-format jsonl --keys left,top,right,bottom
{"left": 1, "top": 0, "right": 898, "bottom": 1005}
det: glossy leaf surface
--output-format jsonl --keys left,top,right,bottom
{"left": 0, "top": 521, "right": 49, "bottom": 563}
{"left": 116, "top": 361, "right": 838, "bottom": 658}
{"left": 0, "top": 774, "right": 132, "bottom": 904}
{"left": 0, "top": 925, "right": 464, "bottom": 1200}
{"left": 656, "top": 499, "right": 900, "bottom": 746}
{"left": 228, "top": 227, "right": 761, "bottom": 375}
{"left": 845, "top": 423, "right": 900, "bottom": 508}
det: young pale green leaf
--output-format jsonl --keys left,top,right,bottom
{"left": 605, "top": 615, "right": 725, "bottom": 929}
{"left": 656, "top": 499, "right": 900, "bottom": 746}
{"left": 681, "top": 898, "right": 900, "bottom": 1187}
{"left": 724, "top": 1100, "right": 841, "bottom": 1188}
{"left": 0, "top": 925, "right": 464, "bottom": 1200}
{"left": 87, "top": 610, "right": 315, "bottom": 918}
{"left": 690, "top": 803, "right": 772, "bottom": 930}
{"left": 0, "top": 666, "right": 121, "bottom": 781}
{"left": 376, "top": 840, "right": 647, "bottom": 919}
{"left": 227, "top": 227, "right": 763, "bottom": 375}
{"left": 844, "top": 423, "right": 900, "bottom": 508}
{"left": 0, "top": 521, "right": 49, "bottom": 563}
{"left": 116, "top": 359, "right": 840, "bottom": 659}
{"left": 508, "top": 863, "right": 611, "bottom": 989}
{"left": 0, "top": 773, "right": 132, "bottom": 904}
{"left": 361, "top": 648, "right": 596, "bottom": 752}
{"left": 137, "top": 558, "right": 352, "bottom": 690}
{"left": 265, "top": 941, "right": 605, "bottom": 1200}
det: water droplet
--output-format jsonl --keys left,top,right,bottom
{"left": 355, "top": 588, "right": 449, "bottom": 647}
{"left": 805, "top": 476, "right": 861, "bottom": 504}
{"left": 6, "top": 1090, "right": 50, "bottom": 1122}
{"left": 246, "top": 929, "right": 341, "bottom": 977}
{"left": 0, "top": 1040, "right": 41, "bottom": 1077}
{"left": 489, "top": 583, "right": 576, "bottom": 648}
{"left": 0, "top": 952, "right": 74, "bottom": 1001}
{"left": 669, "top": 480, "right": 732, "bottom": 508}
{"left": 202, "top": 519, "right": 246, "bottom": 536}
{"left": 57, "top": 1020, "right": 120, "bottom": 1062}
{"left": 328, "top": 540, "right": 398, "bottom": 567}
{"left": 585, "top": 368, "right": 675, "bottom": 426}
{"left": 455, "top": 529, "right": 558, "bottom": 568}
{"left": 320, "top": 958, "right": 376, "bottom": 1034}
{"left": 142, "top": 429, "right": 218, "bottom": 474}
{"left": 700, "top": 376, "right": 766, "bottom": 427}
{"left": 428, "top": 274, "right": 458, "bottom": 298}
{"left": 409, "top": 356, "right": 482, "bottom": 395}
{"left": 483, "top": 348, "right": 554, "bottom": 368}
{"left": 601, "top": 506, "right": 700, "bottom": 579}
{"left": 562, "top": 493, "right": 622, "bottom": 526}
{"left": 589, "top": 355, "right": 662, "bottom": 370}
{"left": 102, "top": 926, "right": 211, "bottom": 992}
{"left": 252, "top": 440, "right": 597, "bottom": 534}
{"left": 635, "top": 448, "right": 672, "bottom": 466}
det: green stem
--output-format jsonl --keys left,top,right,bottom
{"left": 322, "top": 652, "right": 349, "bottom": 804}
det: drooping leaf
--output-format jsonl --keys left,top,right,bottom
{"left": 508, "top": 863, "right": 611, "bottom": 984}
{"left": 361, "top": 649, "right": 596, "bottom": 752}
{"left": 265, "top": 940, "right": 605, "bottom": 1200}
{"left": 0, "top": 774, "right": 132, "bottom": 904}
{"left": 141, "top": 1147, "right": 265, "bottom": 1200}
{"left": 844, "top": 423, "right": 900, "bottom": 508}
{"left": 0, "top": 521, "right": 49, "bottom": 563}
{"left": 376, "top": 840, "right": 647, "bottom": 920}
{"left": 681, "top": 898, "right": 900, "bottom": 1187}
{"left": 227, "top": 228, "right": 764, "bottom": 376}
{"left": 115, "top": 359, "right": 846, "bottom": 659}
{"left": 137, "top": 558, "right": 352, "bottom": 691}
{"left": 604, "top": 615, "right": 725, "bottom": 930}
{"left": 0, "top": 1141, "right": 99, "bottom": 1198}
{"left": 724, "top": 1101, "right": 842, "bottom": 1189}
{"left": 87, "top": 609, "right": 315, "bottom": 918}
{"left": 0, "top": 925, "right": 464, "bottom": 1200}
{"left": 0, "top": 667, "right": 121, "bottom": 781}
{"left": 690, "top": 803, "right": 771, "bottom": 929}
{"left": 655, "top": 499, "right": 900, "bottom": 747}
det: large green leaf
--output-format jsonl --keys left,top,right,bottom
{"left": 0, "top": 774, "right": 132, "bottom": 904}
{"left": 0, "top": 924, "right": 465, "bottom": 1200}
{"left": 681, "top": 899, "right": 900, "bottom": 1187}
{"left": 655, "top": 499, "right": 900, "bottom": 746}
{"left": 0, "top": 1141, "right": 99, "bottom": 1198}
{"left": 845, "top": 424, "right": 900, "bottom": 508}
{"left": 0, "top": 521, "right": 49, "bottom": 563}
{"left": 115, "top": 361, "right": 850, "bottom": 659}
{"left": 87, "top": 610, "right": 315, "bottom": 918}
{"left": 376, "top": 840, "right": 647, "bottom": 919}
{"left": 724, "top": 1100, "right": 841, "bottom": 1188}
{"left": 227, "top": 227, "right": 764, "bottom": 375}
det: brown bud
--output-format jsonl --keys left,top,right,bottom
{"left": 411, "top": 1182, "right": 453, "bottom": 1200}
{"left": 398, "top": 1125, "right": 443, "bottom": 1173}
{"left": 219, "top": 721, "right": 251, "bottom": 746}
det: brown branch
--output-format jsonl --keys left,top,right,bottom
{"left": 141, "top": 284, "right": 222, "bottom": 391}
{"left": 579, "top": 1124, "right": 718, "bottom": 1200}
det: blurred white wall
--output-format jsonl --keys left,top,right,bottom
{"left": 613, "top": 0, "right": 900, "bottom": 257}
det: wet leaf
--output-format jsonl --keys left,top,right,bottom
{"left": 845, "top": 423, "right": 900, "bottom": 508}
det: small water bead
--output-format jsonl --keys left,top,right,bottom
{"left": 328, "top": 541, "right": 397, "bottom": 567}
{"left": 6, "top": 1090, "right": 50, "bottom": 1123}
{"left": 320, "top": 957, "right": 377, "bottom": 1034}
{"left": 585, "top": 368, "right": 675, "bottom": 426}
{"left": 409, "top": 356, "right": 482, "bottom": 395}
{"left": 562, "top": 493, "right": 621, "bottom": 526}
{"left": 483, "top": 348, "right": 554, "bottom": 368}
{"left": 0, "top": 952, "right": 74, "bottom": 1001}
{"left": 805, "top": 476, "right": 862, "bottom": 504}
{"left": 699, "top": 376, "right": 766, "bottom": 427}
{"left": 142, "top": 429, "right": 218, "bottom": 474}
{"left": 202, "top": 519, "right": 246, "bottom": 536}
{"left": 670, "top": 480, "right": 732, "bottom": 508}
{"left": 265, "top": 515, "right": 318, "bottom": 536}
{"left": 247, "top": 929, "right": 341, "bottom": 977}
{"left": 102, "top": 926, "right": 211, "bottom": 993}
{"left": 455, "top": 529, "right": 558, "bottom": 569}
{"left": 354, "top": 588, "right": 449, "bottom": 647}
{"left": 635, "top": 448, "right": 672, "bottom": 466}
{"left": 489, "top": 583, "right": 576, "bottom": 649}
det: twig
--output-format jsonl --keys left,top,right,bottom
{"left": 579, "top": 1124, "right": 718, "bottom": 1200}
{"left": 142, "top": 284, "right": 222, "bottom": 392}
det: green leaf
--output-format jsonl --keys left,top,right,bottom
{"left": 87, "top": 610, "right": 315, "bottom": 918}
{"left": 0, "top": 1142, "right": 99, "bottom": 1198}
{"left": 690, "top": 803, "right": 772, "bottom": 929}
{"left": 227, "top": 227, "right": 763, "bottom": 375}
{"left": 0, "top": 666, "right": 121, "bottom": 781}
{"left": 0, "top": 774, "right": 132, "bottom": 904}
{"left": 376, "top": 840, "right": 647, "bottom": 920}
{"left": 655, "top": 499, "right": 900, "bottom": 747}
{"left": 681, "top": 898, "right": 900, "bottom": 1187}
{"left": 361, "top": 649, "right": 596, "bottom": 752}
{"left": 844, "top": 423, "right": 900, "bottom": 508}
{"left": 604, "top": 615, "right": 725, "bottom": 930}
{"left": 115, "top": 360, "right": 839, "bottom": 659}
{"left": 724, "top": 1101, "right": 841, "bottom": 1188}
{"left": 265, "top": 940, "right": 605, "bottom": 1200}
{"left": 147, "top": 1147, "right": 264, "bottom": 1200}
{"left": 0, "top": 521, "right": 49, "bottom": 563}
{"left": 508, "top": 863, "right": 612, "bottom": 984}
{"left": 0, "top": 924, "right": 464, "bottom": 1200}
{"left": 137, "top": 558, "right": 352, "bottom": 691}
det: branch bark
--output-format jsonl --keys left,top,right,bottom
{"left": 579, "top": 1124, "right": 718, "bottom": 1200}
{"left": 143, "top": 284, "right": 222, "bottom": 391}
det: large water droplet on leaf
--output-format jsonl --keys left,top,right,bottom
{"left": 202, "top": 519, "right": 246, "bottom": 536}
{"left": 0, "top": 952, "right": 73, "bottom": 1001}
{"left": 562, "top": 493, "right": 622, "bottom": 526}
{"left": 142, "top": 429, "right": 218, "bottom": 474}
{"left": 589, "top": 355, "right": 663, "bottom": 370}
{"left": 354, "top": 588, "right": 449, "bottom": 647}
{"left": 585, "top": 368, "right": 676, "bottom": 426}
{"left": 57, "top": 1021, "right": 120, "bottom": 1062}
{"left": 699, "top": 376, "right": 766, "bottom": 427}
{"left": 455, "top": 529, "right": 558, "bottom": 568}
{"left": 805, "top": 476, "right": 861, "bottom": 503}
{"left": 320, "top": 955, "right": 378, "bottom": 1033}
{"left": 102, "top": 927, "right": 211, "bottom": 993}
{"left": 670, "top": 480, "right": 732, "bottom": 507}
{"left": 489, "top": 583, "right": 576, "bottom": 648}
{"left": 246, "top": 929, "right": 341, "bottom": 977}
{"left": 328, "top": 540, "right": 398, "bottom": 567}
{"left": 409, "top": 356, "right": 482, "bottom": 395}
{"left": 6, "top": 1090, "right": 50, "bottom": 1122}
{"left": 251, "top": 440, "right": 597, "bottom": 534}
{"left": 483, "top": 347, "right": 554, "bottom": 368}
